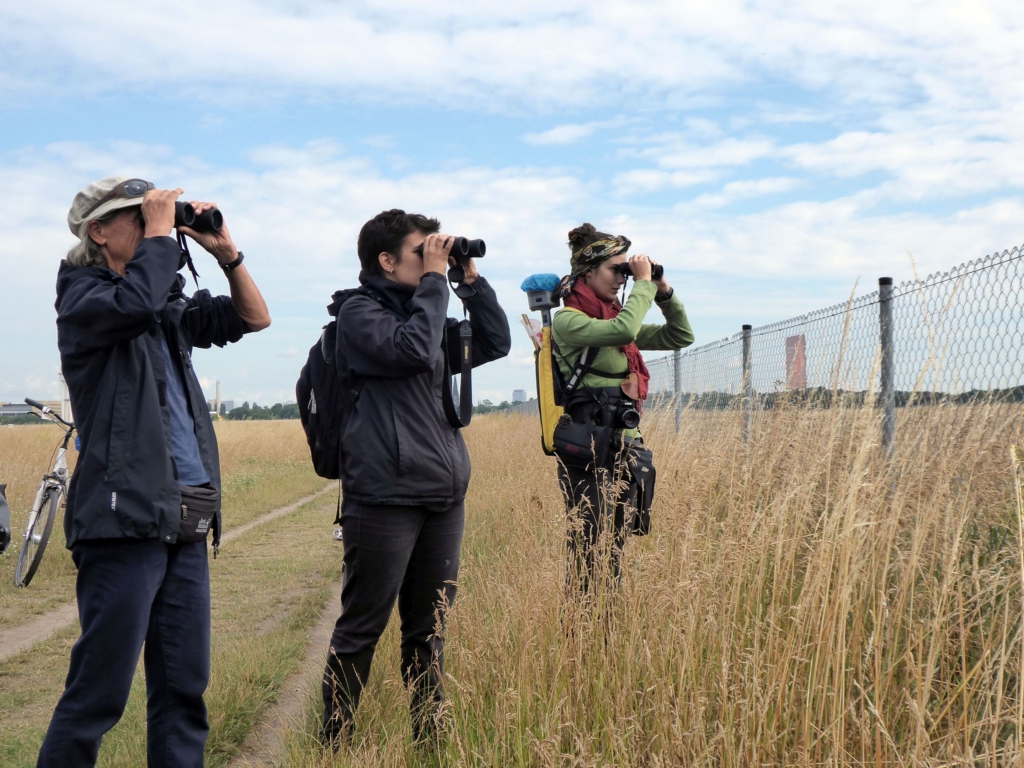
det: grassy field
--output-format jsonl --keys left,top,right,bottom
{"left": 277, "top": 403, "right": 1024, "bottom": 767}
{"left": 1, "top": 405, "right": 1023, "bottom": 766}
{"left": 0, "top": 420, "right": 327, "bottom": 629}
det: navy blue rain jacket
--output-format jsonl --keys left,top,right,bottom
{"left": 337, "top": 271, "right": 511, "bottom": 507}
{"left": 55, "top": 236, "right": 247, "bottom": 548}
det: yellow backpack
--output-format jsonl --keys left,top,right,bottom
{"left": 521, "top": 275, "right": 595, "bottom": 455}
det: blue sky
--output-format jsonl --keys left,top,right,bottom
{"left": 1, "top": 1, "right": 1022, "bottom": 406}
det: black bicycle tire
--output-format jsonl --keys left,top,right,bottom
{"left": 15, "top": 488, "right": 59, "bottom": 588}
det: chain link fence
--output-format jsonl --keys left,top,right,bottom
{"left": 643, "top": 242, "right": 1024, "bottom": 451}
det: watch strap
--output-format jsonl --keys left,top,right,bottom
{"left": 220, "top": 251, "right": 244, "bottom": 273}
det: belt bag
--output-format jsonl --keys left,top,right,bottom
{"left": 178, "top": 484, "right": 219, "bottom": 543}
{"left": 623, "top": 444, "right": 656, "bottom": 536}
{"left": 552, "top": 415, "right": 614, "bottom": 469}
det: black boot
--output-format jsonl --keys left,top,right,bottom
{"left": 404, "top": 648, "right": 445, "bottom": 744}
{"left": 320, "top": 648, "right": 374, "bottom": 751}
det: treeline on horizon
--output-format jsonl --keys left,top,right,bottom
{"left": 0, "top": 397, "right": 538, "bottom": 425}
{"left": 223, "top": 401, "right": 300, "bottom": 420}
{"left": 646, "top": 384, "right": 1024, "bottom": 411}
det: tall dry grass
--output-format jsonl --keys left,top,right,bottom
{"left": 287, "top": 399, "right": 1024, "bottom": 767}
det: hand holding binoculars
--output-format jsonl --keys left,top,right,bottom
{"left": 615, "top": 261, "right": 664, "bottom": 281}
{"left": 414, "top": 236, "right": 486, "bottom": 284}
{"left": 446, "top": 236, "right": 485, "bottom": 283}
{"left": 174, "top": 202, "right": 224, "bottom": 233}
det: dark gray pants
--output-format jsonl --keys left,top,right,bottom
{"left": 322, "top": 499, "right": 464, "bottom": 739}
{"left": 558, "top": 461, "right": 638, "bottom": 595}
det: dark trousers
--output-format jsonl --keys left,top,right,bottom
{"left": 322, "top": 499, "right": 464, "bottom": 738}
{"left": 558, "top": 460, "right": 638, "bottom": 595}
{"left": 37, "top": 539, "right": 211, "bottom": 768}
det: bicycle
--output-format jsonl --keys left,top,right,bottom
{"left": 13, "top": 398, "right": 75, "bottom": 588}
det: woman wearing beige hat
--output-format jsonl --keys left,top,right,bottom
{"left": 37, "top": 177, "right": 269, "bottom": 768}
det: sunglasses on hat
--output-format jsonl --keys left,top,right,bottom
{"left": 82, "top": 178, "right": 155, "bottom": 219}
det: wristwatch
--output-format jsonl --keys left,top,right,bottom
{"left": 655, "top": 287, "right": 674, "bottom": 302}
{"left": 220, "top": 251, "right": 244, "bottom": 274}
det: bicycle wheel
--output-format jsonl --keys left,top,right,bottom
{"left": 15, "top": 487, "right": 59, "bottom": 588}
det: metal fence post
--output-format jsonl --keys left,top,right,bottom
{"left": 741, "top": 324, "right": 752, "bottom": 443}
{"left": 879, "top": 277, "right": 895, "bottom": 458}
{"left": 673, "top": 349, "right": 682, "bottom": 432}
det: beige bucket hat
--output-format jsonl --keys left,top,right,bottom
{"left": 67, "top": 177, "right": 154, "bottom": 239}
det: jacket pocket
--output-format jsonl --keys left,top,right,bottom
{"left": 393, "top": 402, "right": 453, "bottom": 483}
{"left": 104, "top": 375, "right": 133, "bottom": 482}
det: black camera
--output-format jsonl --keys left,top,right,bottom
{"left": 615, "top": 261, "right": 664, "bottom": 281}
{"left": 173, "top": 202, "right": 224, "bottom": 233}
{"left": 599, "top": 401, "right": 641, "bottom": 430}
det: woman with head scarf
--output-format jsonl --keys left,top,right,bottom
{"left": 552, "top": 223, "right": 694, "bottom": 595}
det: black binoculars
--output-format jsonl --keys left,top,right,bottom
{"left": 173, "top": 202, "right": 224, "bottom": 233}
{"left": 414, "top": 236, "right": 485, "bottom": 262}
{"left": 615, "top": 261, "right": 664, "bottom": 281}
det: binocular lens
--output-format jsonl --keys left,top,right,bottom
{"left": 194, "top": 208, "right": 223, "bottom": 232}
{"left": 451, "top": 236, "right": 485, "bottom": 260}
{"left": 172, "top": 202, "right": 224, "bottom": 232}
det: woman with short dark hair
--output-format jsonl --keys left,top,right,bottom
{"left": 552, "top": 223, "right": 694, "bottom": 595}
{"left": 320, "top": 209, "right": 511, "bottom": 748}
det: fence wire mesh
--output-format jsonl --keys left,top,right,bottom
{"left": 641, "top": 242, "right": 1024, "bottom": 451}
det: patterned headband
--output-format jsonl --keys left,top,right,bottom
{"left": 570, "top": 235, "right": 631, "bottom": 277}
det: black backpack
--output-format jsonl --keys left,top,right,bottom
{"left": 296, "top": 288, "right": 373, "bottom": 480}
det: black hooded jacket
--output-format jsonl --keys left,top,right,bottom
{"left": 55, "top": 236, "right": 247, "bottom": 548}
{"left": 336, "top": 270, "right": 511, "bottom": 507}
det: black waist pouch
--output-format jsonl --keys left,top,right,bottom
{"left": 178, "top": 484, "right": 219, "bottom": 543}
{"left": 553, "top": 415, "right": 614, "bottom": 469}
{"left": 623, "top": 444, "right": 656, "bottom": 536}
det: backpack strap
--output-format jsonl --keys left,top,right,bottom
{"left": 554, "top": 307, "right": 630, "bottom": 393}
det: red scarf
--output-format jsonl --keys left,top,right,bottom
{"left": 564, "top": 280, "right": 651, "bottom": 410}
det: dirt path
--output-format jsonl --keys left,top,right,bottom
{"left": 0, "top": 483, "right": 334, "bottom": 664}
{"left": 228, "top": 580, "right": 342, "bottom": 767}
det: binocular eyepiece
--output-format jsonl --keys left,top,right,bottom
{"left": 173, "top": 202, "right": 224, "bottom": 233}
{"left": 615, "top": 261, "right": 664, "bottom": 281}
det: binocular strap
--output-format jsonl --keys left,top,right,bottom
{"left": 442, "top": 320, "right": 473, "bottom": 429}
{"left": 177, "top": 231, "right": 201, "bottom": 287}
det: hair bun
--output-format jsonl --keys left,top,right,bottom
{"left": 568, "top": 223, "right": 598, "bottom": 250}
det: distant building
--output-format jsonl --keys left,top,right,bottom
{"left": 512, "top": 389, "right": 527, "bottom": 403}
{"left": 0, "top": 401, "right": 61, "bottom": 416}
{"left": 0, "top": 403, "right": 34, "bottom": 416}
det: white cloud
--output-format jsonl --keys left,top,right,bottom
{"left": 694, "top": 177, "right": 802, "bottom": 208}
{"left": 2, "top": 1, "right": 1022, "bottom": 114}
{"left": 524, "top": 124, "right": 597, "bottom": 146}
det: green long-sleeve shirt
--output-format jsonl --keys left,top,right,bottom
{"left": 551, "top": 280, "right": 694, "bottom": 434}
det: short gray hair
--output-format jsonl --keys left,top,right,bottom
{"left": 65, "top": 208, "right": 125, "bottom": 268}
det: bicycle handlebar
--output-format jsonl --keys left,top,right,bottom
{"left": 24, "top": 398, "right": 74, "bottom": 429}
